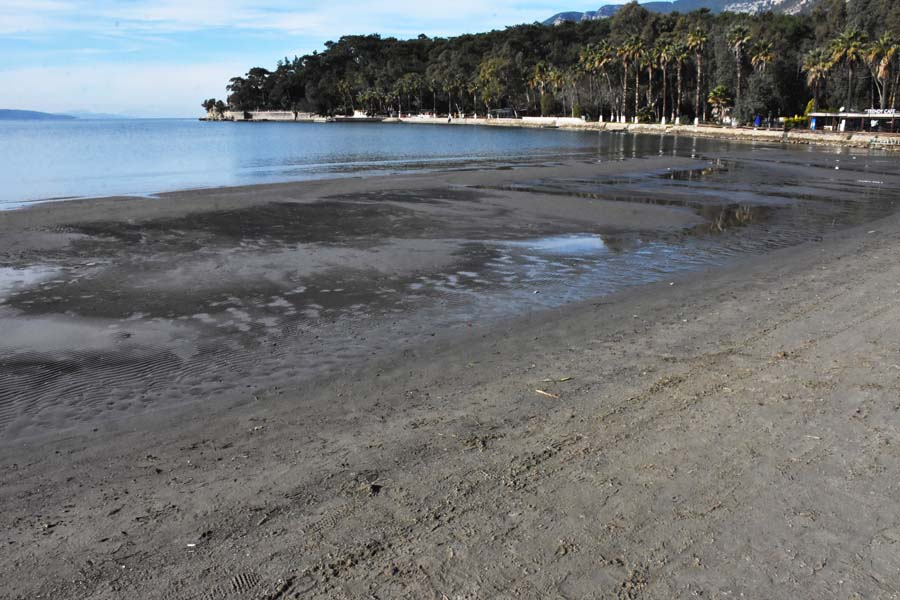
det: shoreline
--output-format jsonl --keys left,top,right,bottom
{"left": 401, "top": 116, "right": 900, "bottom": 150}
{"left": 208, "top": 111, "right": 900, "bottom": 150}
{"left": 7, "top": 125, "right": 895, "bottom": 213}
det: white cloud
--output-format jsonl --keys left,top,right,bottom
{"left": 0, "top": 0, "right": 77, "bottom": 34}
{"left": 0, "top": 62, "right": 244, "bottom": 117}
{"left": 1, "top": 0, "right": 561, "bottom": 36}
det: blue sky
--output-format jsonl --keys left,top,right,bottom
{"left": 0, "top": 0, "right": 612, "bottom": 117}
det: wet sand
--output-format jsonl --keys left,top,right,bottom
{"left": 3, "top": 143, "right": 900, "bottom": 598}
{"left": 1, "top": 156, "right": 713, "bottom": 441}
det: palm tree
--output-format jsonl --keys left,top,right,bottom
{"left": 578, "top": 46, "right": 594, "bottom": 108}
{"left": 866, "top": 33, "right": 897, "bottom": 109}
{"left": 617, "top": 39, "right": 636, "bottom": 121}
{"left": 445, "top": 73, "right": 465, "bottom": 117}
{"left": 467, "top": 79, "right": 479, "bottom": 117}
{"left": 426, "top": 76, "right": 438, "bottom": 116}
{"left": 656, "top": 37, "right": 675, "bottom": 122}
{"left": 565, "top": 67, "right": 581, "bottom": 117}
{"left": 830, "top": 28, "right": 868, "bottom": 109}
{"left": 529, "top": 61, "right": 550, "bottom": 114}
{"left": 674, "top": 41, "right": 689, "bottom": 122}
{"left": 727, "top": 24, "right": 751, "bottom": 125}
{"left": 687, "top": 28, "right": 708, "bottom": 122}
{"left": 708, "top": 85, "right": 731, "bottom": 124}
{"left": 802, "top": 48, "right": 831, "bottom": 112}
{"left": 337, "top": 79, "right": 355, "bottom": 113}
{"left": 477, "top": 58, "right": 507, "bottom": 114}
{"left": 751, "top": 41, "right": 774, "bottom": 74}
{"left": 548, "top": 66, "right": 566, "bottom": 116}
{"left": 894, "top": 51, "right": 900, "bottom": 110}
{"left": 622, "top": 37, "right": 645, "bottom": 120}
{"left": 580, "top": 42, "right": 617, "bottom": 119}
{"left": 644, "top": 44, "right": 659, "bottom": 119}
{"left": 591, "top": 42, "right": 617, "bottom": 120}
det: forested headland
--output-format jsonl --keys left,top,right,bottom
{"left": 209, "top": 0, "right": 900, "bottom": 125}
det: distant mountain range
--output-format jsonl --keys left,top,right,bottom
{"left": 63, "top": 110, "right": 133, "bottom": 120}
{"left": 544, "top": 0, "right": 817, "bottom": 24}
{"left": 0, "top": 109, "right": 137, "bottom": 121}
{"left": 0, "top": 109, "right": 77, "bottom": 121}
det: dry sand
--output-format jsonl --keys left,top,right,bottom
{"left": 3, "top": 147, "right": 900, "bottom": 598}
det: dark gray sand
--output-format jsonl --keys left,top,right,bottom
{"left": 3, "top": 145, "right": 900, "bottom": 598}
{"left": 2, "top": 157, "right": 711, "bottom": 440}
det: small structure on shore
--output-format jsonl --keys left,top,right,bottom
{"left": 808, "top": 109, "right": 898, "bottom": 134}
{"left": 488, "top": 108, "right": 518, "bottom": 119}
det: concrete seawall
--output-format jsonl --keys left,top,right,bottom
{"left": 398, "top": 116, "right": 900, "bottom": 150}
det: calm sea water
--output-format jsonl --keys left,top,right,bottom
{"left": 0, "top": 119, "right": 609, "bottom": 209}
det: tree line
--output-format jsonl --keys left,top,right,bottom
{"left": 209, "top": 0, "right": 900, "bottom": 125}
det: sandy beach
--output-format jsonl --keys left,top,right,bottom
{"left": 3, "top": 142, "right": 900, "bottom": 598}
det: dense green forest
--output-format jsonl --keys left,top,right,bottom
{"left": 211, "top": 0, "right": 900, "bottom": 125}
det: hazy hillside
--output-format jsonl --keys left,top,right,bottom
{"left": 0, "top": 109, "right": 76, "bottom": 121}
{"left": 64, "top": 110, "right": 131, "bottom": 120}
